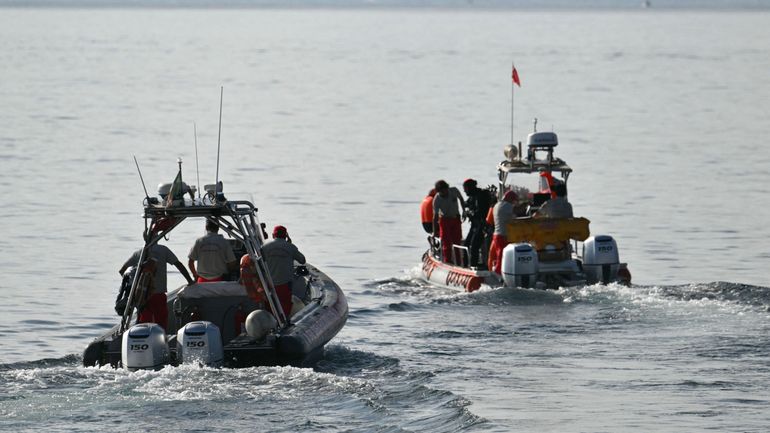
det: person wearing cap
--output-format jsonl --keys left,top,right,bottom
{"left": 432, "top": 180, "right": 465, "bottom": 264}
{"left": 420, "top": 188, "right": 437, "bottom": 234}
{"left": 262, "top": 225, "right": 306, "bottom": 318}
{"left": 462, "top": 178, "right": 492, "bottom": 269}
{"left": 119, "top": 244, "right": 194, "bottom": 330}
{"left": 188, "top": 220, "right": 238, "bottom": 283}
{"left": 488, "top": 190, "right": 518, "bottom": 274}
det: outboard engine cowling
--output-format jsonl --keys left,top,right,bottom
{"left": 501, "top": 243, "right": 539, "bottom": 288}
{"left": 122, "top": 323, "right": 169, "bottom": 370}
{"left": 583, "top": 235, "right": 620, "bottom": 284}
{"left": 176, "top": 321, "right": 223, "bottom": 367}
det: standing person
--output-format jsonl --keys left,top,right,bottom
{"left": 482, "top": 191, "right": 498, "bottom": 269}
{"left": 432, "top": 180, "right": 465, "bottom": 264}
{"left": 188, "top": 220, "right": 238, "bottom": 283}
{"left": 262, "top": 225, "right": 306, "bottom": 318}
{"left": 119, "top": 244, "right": 194, "bottom": 330}
{"left": 462, "top": 179, "right": 492, "bottom": 269}
{"left": 488, "top": 191, "right": 518, "bottom": 274}
{"left": 420, "top": 189, "right": 437, "bottom": 234}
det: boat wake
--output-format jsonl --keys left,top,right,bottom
{"left": 559, "top": 281, "right": 770, "bottom": 314}
{"left": 0, "top": 345, "right": 484, "bottom": 432}
{"left": 372, "top": 268, "right": 770, "bottom": 315}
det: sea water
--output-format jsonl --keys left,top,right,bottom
{"left": 1, "top": 6, "right": 769, "bottom": 432}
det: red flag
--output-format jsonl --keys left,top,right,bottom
{"left": 512, "top": 65, "right": 521, "bottom": 87}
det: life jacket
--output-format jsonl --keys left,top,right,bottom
{"left": 135, "top": 259, "right": 157, "bottom": 310}
{"left": 239, "top": 254, "right": 266, "bottom": 303}
{"left": 420, "top": 195, "right": 434, "bottom": 224}
{"left": 485, "top": 207, "right": 495, "bottom": 227}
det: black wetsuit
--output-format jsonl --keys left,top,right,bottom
{"left": 464, "top": 187, "right": 492, "bottom": 268}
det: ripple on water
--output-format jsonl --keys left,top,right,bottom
{"left": 0, "top": 348, "right": 483, "bottom": 432}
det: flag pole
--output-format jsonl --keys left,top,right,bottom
{"left": 511, "top": 66, "right": 515, "bottom": 146}
{"left": 215, "top": 86, "right": 223, "bottom": 196}
{"left": 510, "top": 63, "right": 521, "bottom": 146}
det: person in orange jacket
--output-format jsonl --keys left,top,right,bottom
{"left": 420, "top": 188, "right": 436, "bottom": 233}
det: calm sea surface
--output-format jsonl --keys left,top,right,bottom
{"left": 1, "top": 7, "right": 769, "bottom": 432}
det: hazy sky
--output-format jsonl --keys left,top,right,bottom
{"left": 2, "top": 0, "right": 770, "bottom": 9}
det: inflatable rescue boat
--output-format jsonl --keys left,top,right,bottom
{"left": 83, "top": 176, "right": 348, "bottom": 370}
{"left": 422, "top": 128, "right": 631, "bottom": 291}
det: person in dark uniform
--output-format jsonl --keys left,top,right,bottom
{"left": 462, "top": 179, "right": 492, "bottom": 269}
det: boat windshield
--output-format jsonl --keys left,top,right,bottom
{"left": 502, "top": 171, "right": 568, "bottom": 205}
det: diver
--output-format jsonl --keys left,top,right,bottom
{"left": 462, "top": 178, "right": 492, "bottom": 269}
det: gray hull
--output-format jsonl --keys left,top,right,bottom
{"left": 83, "top": 264, "right": 348, "bottom": 368}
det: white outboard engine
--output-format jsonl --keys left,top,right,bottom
{"left": 176, "top": 321, "right": 224, "bottom": 367}
{"left": 501, "top": 243, "right": 539, "bottom": 288}
{"left": 583, "top": 235, "right": 620, "bottom": 284}
{"left": 122, "top": 323, "right": 169, "bottom": 370}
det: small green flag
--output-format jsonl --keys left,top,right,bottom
{"left": 166, "top": 168, "right": 184, "bottom": 207}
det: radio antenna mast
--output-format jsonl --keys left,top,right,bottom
{"left": 133, "top": 155, "right": 150, "bottom": 202}
{"left": 194, "top": 122, "right": 201, "bottom": 200}
{"left": 215, "top": 86, "right": 223, "bottom": 196}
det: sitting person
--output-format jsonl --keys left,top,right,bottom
{"left": 188, "top": 220, "right": 238, "bottom": 282}
{"left": 262, "top": 225, "right": 306, "bottom": 318}
{"left": 534, "top": 183, "right": 573, "bottom": 219}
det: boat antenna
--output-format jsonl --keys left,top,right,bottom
{"left": 215, "top": 86, "right": 223, "bottom": 195}
{"left": 533, "top": 117, "right": 538, "bottom": 132}
{"left": 133, "top": 155, "right": 150, "bottom": 202}
{"left": 193, "top": 122, "right": 201, "bottom": 200}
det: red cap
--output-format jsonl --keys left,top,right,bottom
{"left": 462, "top": 178, "right": 477, "bottom": 188}
{"left": 503, "top": 191, "right": 518, "bottom": 202}
{"left": 273, "top": 225, "right": 288, "bottom": 238}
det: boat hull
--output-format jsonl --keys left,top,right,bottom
{"left": 421, "top": 251, "right": 498, "bottom": 292}
{"left": 421, "top": 249, "right": 630, "bottom": 291}
{"left": 83, "top": 264, "right": 347, "bottom": 369}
